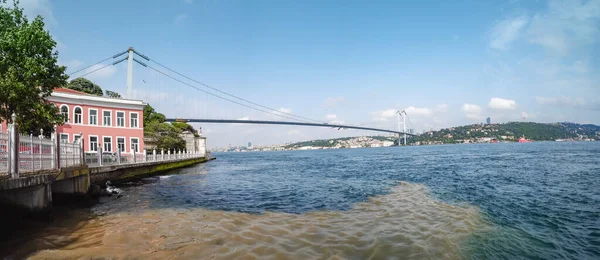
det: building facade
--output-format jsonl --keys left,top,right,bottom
{"left": 181, "top": 131, "right": 206, "bottom": 155}
{"left": 48, "top": 88, "right": 146, "bottom": 154}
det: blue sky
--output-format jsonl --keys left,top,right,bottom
{"left": 11, "top": 0, "right": 600, "bottom": 147}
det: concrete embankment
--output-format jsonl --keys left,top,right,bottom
{"left": 90, "top": 157, "right": 213, "bottom": 184}
{"left": 0, "top": 156, "right": 214, "bottom": 212}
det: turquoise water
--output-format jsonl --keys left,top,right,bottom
{"left": 7, "top": 142, "right": 600, "bottom": 259}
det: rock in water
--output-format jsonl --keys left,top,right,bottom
{"left": 105, "top": 181, "right": 123, "bottom": 197}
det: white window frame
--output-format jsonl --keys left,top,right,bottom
{"left": 130, "top": 137, "right": 139, "bottom": 153}
{"left": 73, "top": 134, "right": 82, "bottom": 144}
{"left": 116, "top": 111, "right": 126, "bottom": 127}
{"left": 130, "top": 112, "right": 139, "bottom": 128}
{"left": 60, "top": 104, "right": 69, "bottom": 123}
{"left": 102, "top": 136, "right": 112, "bottom": 153}
{"left": 73, "top": 106, "right": 83, "bottom": 124}
{"left": 103, "top": 110, "right": 112, "bottom": 127}
{"left": 116, "top": 136, "right": 126, "bottom": 153}
{"left": 88, "top": 108, "right": 98, "bottom": 126}
{"left": 89, "top": 135, "right": 98, "bottom": 152}
{"left": 59, "top": 133, "right": 69, "bottom": 143}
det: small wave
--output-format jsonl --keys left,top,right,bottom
{"left": 27, "top": 182, "right": 490, "bottom": 260}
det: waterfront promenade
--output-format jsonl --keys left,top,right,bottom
{"left": 0, "top": 121, "right": 212, "bottom": 212}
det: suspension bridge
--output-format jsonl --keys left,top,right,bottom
{"left": 69, "top": 47, "right": 417, "bottom": 142}
{"left": 0, "top": 47, "right": 418, "bottom": 212}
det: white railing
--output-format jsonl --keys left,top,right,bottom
{"left": 0, "top": 132, "right": 9, "bottom": 173}
{"left": 59, "top": 141, "right": 83, "bottom": 168}
{"left": 85, "top": 149, "right": 206, "bottom": 167}
{"left": 18, "top": 133, "right": 57, "bottom": 172}
{"left": 0, "top": 127, "right": 83, "bottom": 176}
{"left": 0, "top": 114, "right": 207, "bottom": 178}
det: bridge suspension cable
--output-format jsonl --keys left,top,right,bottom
{"left": 67, "top": 50, "right": 128, "bottom": 77}
{"left": 145, "top": 58, "right": 324, "bottom": 124}
{"left": 146, "top": 65, "right": 321, "bottom": 122}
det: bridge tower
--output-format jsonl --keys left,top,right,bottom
{"left": 397, "top": 110, "right": 407, "bottom": 146}
{"left": 126, "top": 47, "right": 134, "bottom": 99}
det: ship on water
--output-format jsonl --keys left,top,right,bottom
{"left": 518, "top": 136, "right": 532, "bottom": 143}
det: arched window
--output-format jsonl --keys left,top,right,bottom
{"left": 60, "top": 105, "right": 69, "bottom": 123}
{"left": 74, "top": 107, "right": 82, "bottom": 124}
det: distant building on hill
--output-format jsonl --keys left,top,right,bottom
{"left": 486, "top": 117, "right": 491, "bottom": 125}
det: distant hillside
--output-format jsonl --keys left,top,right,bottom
{"left": 410, "top": 122, "right": 600, "bottom": 144}
{"left": 285, "top": 135, "right": 396, "bottom": 149}
{"left": 284, "top": 122, "right": 600, "bottom": 148}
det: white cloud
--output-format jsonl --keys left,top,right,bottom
{"left": 436, "top": 104, "right": 448, "bottom": 112}
{"left": 277, "top": 108, "right": 292, "bottom": 114}
{"left": 404, "top": 106, "right": 432, "bottom": 116}
{"left": 325, "top": 114, "right": 337, "bottom": 120}
{"left": 83, "top": 64, "right": 117, "bottom": 80}
{"left": 267, "top": 108, "right": 295, "bottom": 120}
{"left": 535, "top": 96, "right": 584, "bottom": 106}
{"left": 324, "top": 114, "right": 344, "bottom": 124}
{"left": 131, "top": 89, "right": 170, "bottom": 103}
{"left": 370, "top": 109, "right": 397, "bottom": 122}
{"left": 11, "top": 0, "right": 57, "bottom": 27}
{"left": 61, "top": 59, "right": 83, "bottom": 71}
{"left": 521, "top": 112, "right": 529, "bottom": 119}
{"left": 535, "top": 96, "right": 600, "bottom": 110}
{"left": 324, "top": 96, "right": 345, "bottom": 107}
{"left": 238, "top": 116, "right": 250, "bottom": 120}
{"left": 489, "top": 16, "right": 528, "bottom": 50}
{"left": 488, "top": 97, "right": 517, "bottom": 110}
{"left": 525, "top": 0, "right": 600, "bottom": 55}
{"left": 174, "top": 14, "right": 187, "bottom": 25}
{"left": 287, "top": 130, "right": 301, "bottom": 135}
{"left": 462, "top": 104, "right": 482, "bottom": 120}
{"left": 372, "top": 109, "right": 397, "bottom": 119}
{"left": 372, "top": 117, "right": 389, "bottom": 122}
{"left": 567, "top": 60, "right": 591, "bottom": 74}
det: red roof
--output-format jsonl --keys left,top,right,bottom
{"left": 53, "top": 88, "right": 91, "bottom": 95}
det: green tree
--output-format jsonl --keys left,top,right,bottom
{"left": 144, "top": 121, "right": 186, "bottom": 151}
{"left": 65, "top": 77, "right": 103, "bottom": 96}
{"left": 172, "top": 121, "right": 197, "bottom": 134}
{"left": 142, "top": 104, "right": 186, "bottom": 151}
{"left": 143, "top": 104, "right": 166, "bottom": 124}
{"left": 0, "top": 1, "right": 67, "bottom": 135}
{"left": 105, "top": 90, "right": 121, "bottom": 98}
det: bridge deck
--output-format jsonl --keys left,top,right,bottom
{"left": 166, "top": 119, "right": 414, "bottom": 136}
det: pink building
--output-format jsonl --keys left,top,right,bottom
{"left": 47, "top": 88, "right": 146, "bottom": 154}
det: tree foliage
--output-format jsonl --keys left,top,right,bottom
{"left": 143, "top": 104, "right": 166, "bottom": 124}
{"left": 143, "top": 104, "right": 186, "bottom": 151}
{"left": 105, "top": 90, "right": 121, "bottom": 99}
{"left": 0, "top": 1, "right": 67, "bottom": 135}
{"left": 408, "top": 122, "right": 599, "bottom": 144}
{"left": 144, "top": 121, "right": 186, "bottom": 151}
{"left": 65, "top": 77, "right": 103, "bottom": 96}
{"left": 172, "top": 121, "right": 197, "bottom": 135}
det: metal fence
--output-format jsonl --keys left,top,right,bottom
{"left": 18, "top": 134, "right": 56, "bottom": 172}
{"left": 60, "top": 141, "right": 83, "bottom": 168}
{"left": 1, "top": 117, "right": 207, "bottom": 178}
{"left": 86, "top": 149, "right": 206, "bottom": 167}
{"left": 0, "top": 132, "right": 8, "bottom": 173}
{"left": 0, "top": 126, "right": 83, "bottom": 176}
